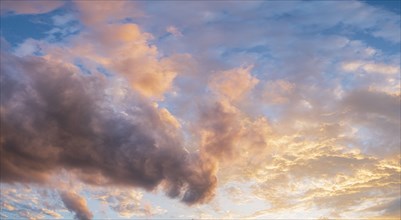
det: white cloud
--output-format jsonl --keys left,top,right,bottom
{"left": 342, "top": 61, "right": 400, "bottom": 75}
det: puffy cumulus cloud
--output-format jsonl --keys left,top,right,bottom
{"left": 100, "top": 27, "right": 192, "bottom": 99}
{"left": 74, "top": 1, "right": 186, "bottom": 100}
{"left": 195, "top": 99, "right": 273, "bottom": 174}
{"left": 0, "top": 53, "right": 216, "bottom": 205}
{"left": 0, "top": 0, "right": 64, "bottom": 15}
{"left": 209, "top": 66, "right": 259, "bottom": 102}
{"left": 111, "top": 49, "right": 186, "bottom": 99}
{"left": 40, "top": 2, "right": 193, "bottom": 100}
{"left": 60, "top": 191, "right": 93, "bottom": 220}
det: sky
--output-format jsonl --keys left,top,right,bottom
{"left": 0, "top": 0, "right": 400, "bottom": 219}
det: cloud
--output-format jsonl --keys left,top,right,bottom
{"left": 342, "top": 89, "right": 400, "bottom": 121}
{"left": 1, "top": 0, "right": 400, "bottom": 218}
{"left": 209, "top": 65, "right": 259, "bottom": 102}
{"left": 41, "top": 4, "right": 193, "bottom": 99}
{"left": 59, "top": 191, "right": 93, "bottom": 220}
{"left": 195, "top": 73, "right": 400, "bottom": 217}
{"left": 365, "top": 198, "right": 401, "bottom": 219}
{"left": 40, "top": 208, "right": 63, "bottom": 219}
{"left": 0, "top": 52, "right": 216, "bottom": 205}
{"left": 338, "top": 89, "right": 400, "bottom": 157}
{"left": 342, "top": 61, "right": 400, "bottom": 75}
{"left": 248, "top": 137, "right": 400, "bottom": 218}
{"left": 1, "top": 0, "right": 64, "bottom": 15}
{"left": 263, "top": 80, "right": 295, "bottom": 104}
{"left": 52, "top": 14, "right": 76, "bottom": 26}
{"left": 195, "top": 99, "right": 273, "bottom": 173}
{"left": 0, "top": 184, "right": 65, "bottom": 220}
{"left": 2, "top": 202, "right": 15, "bottom": 211}
{"left": 74, "top": 1, "right": 142, "bottom": 27}
{"left": 94, "top": 189, "right": 143, "bottom": 217}
{"left": 93, "top": 188, "right": 166, "bottom": 217}
{"left": 166, "top": 25, "right": 183, "bottom": 37}
{"left": 159, "top": 107, "right": 181, "bottom": 129}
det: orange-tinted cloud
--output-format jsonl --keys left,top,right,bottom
{"left": 1, "top": 0, "right": 64, "bottom": 15}
{"left": 44, "top": 3, "right": 192, "bottom": 99}
{"left": 60, "top": 191, "right": 93, "bottom": 220}
{"left": 209, "top": 66, "right": 259, "bottom": 102}
{"left": 74, "top": 1, "right": 142, "bottom": 27}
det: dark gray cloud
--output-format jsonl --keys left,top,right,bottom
{"left": 0, "top": 52, "right": 216, "bottom": 205}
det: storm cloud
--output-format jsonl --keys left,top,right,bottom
{"left": 0, "top": 52, "right": 216, "bottom": 205}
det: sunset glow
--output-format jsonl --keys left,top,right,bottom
{"left": 0, "top": 1, "right": 400, "bottom": 219}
